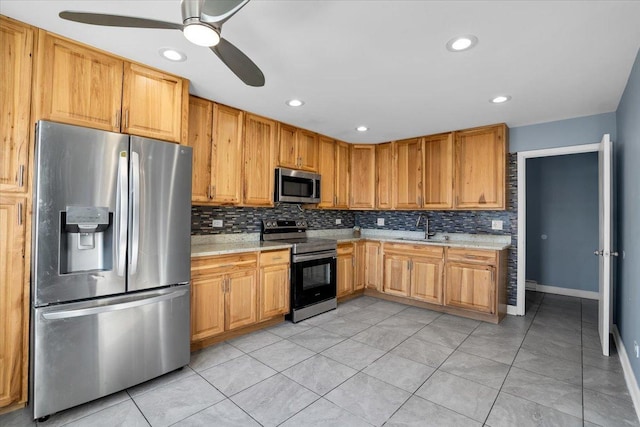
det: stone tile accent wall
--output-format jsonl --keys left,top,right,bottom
{"left": 191, "top": 154, "right": 518, "bottom": 305}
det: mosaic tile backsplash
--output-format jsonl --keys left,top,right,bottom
{"left": 192, "top": 154, "right": 518, "bottom": 305}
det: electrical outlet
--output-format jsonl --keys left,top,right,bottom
{"left": 491, "top": 220, "right": 503, "bottom": 230}
{"left": 335, "top": 218, "right": 342, "bottom": 225}
{"left": 212, "top": 219, "right": 223, "bottom": 228}
{"left": 377, "top": 218, "right": 385, "bottom": 226}
{"left": 634, "top": 341, "right": 639, "bottom": 358}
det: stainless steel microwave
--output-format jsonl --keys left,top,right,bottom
{"left": 274, "top": 168, "right": 321, "bottom": 204}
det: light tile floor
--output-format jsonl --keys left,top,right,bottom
{"left": 2, "top": 292, "right": 639, "bottom": 426}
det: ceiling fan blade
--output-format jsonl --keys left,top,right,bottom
{"left": 211, "top": 38, "right": 264, "bottom": 87}
{"left": 59, "top": 11, "right": 183, "bottom": 30}
{"left": 200, "top": 0, "right": 250, "bottom": 25}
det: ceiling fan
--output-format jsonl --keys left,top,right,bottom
{"left": 59, "top": 0, "right": 265, "bottom": 87}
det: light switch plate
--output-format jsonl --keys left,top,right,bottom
{"left": 212, "top": 219, "right": 223, "bottom": 228}
{"left": 491, "top": 220, "right": 503, "bottom": 230}
{"left": 335, "top": 218, "right": 342, "bottom": 225}
{"left": 377, "top": 218, "right": 385, "bottom": 226}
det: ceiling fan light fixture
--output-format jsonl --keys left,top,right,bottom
{"left": 491, "top": 95, "right": 512, "bottom": 104}
{"left": 183, "top": 21, "right": 220, "bottom": 47}
{"left": 159, "top": 48, "right": 187, "bottom": 62}
{"left": 446, "top": 35, "right": 478, "bottom": 52}
{"left": 286, "top": 99, "right": 304, "bottom": 107}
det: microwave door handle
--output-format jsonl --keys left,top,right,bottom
{"left": 116, "top": 151, "right": 128, "bottom": 277}
{"left": 129, "top": 151, "right": 140, "bottom": 275}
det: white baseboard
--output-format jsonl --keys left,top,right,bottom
{"left": 507, "top": 305, "right": 518, "bottom": 316}
{"left": 528, "top": 283, "right": 599, "bottom": 300}
{"left": 612, "top": 325, "right": 640, "bottom": 423}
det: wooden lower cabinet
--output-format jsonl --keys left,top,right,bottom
{"left": 383, "top": 254, "right": 411, "bottom": 297}
{"left": 364, "top": 241, "right": 382, "bottom": 290}
{"left": 259, "top": 250, "right": 290, "bottom": 320}
{"left": 383, "top": 243, "right": 444, "bottom": 301}
{"left": 354, "top": 242, "right": 366, "bottom": 291}
{"left": 445, "top": 263, "right": 494, "bottom": 313}
{"left": 0, "top": 195, "right": 28, "bottom": 410}
{"left": 191, "top": 274, "right": 226, "bottom": 341}
{"left": 410, "top": 256, "right": 443, "bottom": 305}
{"left": 337, "top": 243, "right": 354, "bottom": 297}
{"left": 226, "top": 269, "right": 258, "bottom": 330}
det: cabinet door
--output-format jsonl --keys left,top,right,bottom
{"left": 190, "top": 274, "right": 225, "bottom": 341}
{"left": 243, "top": 114, "right": 276, "bottom": 206}
{"left": 411, "top": 257, "right": 443, "bottom": 305}
{"left": 383, "top": 254, "right": 410, "bottom": 297}
{"left": 350, "top": 145, "right": 376, "bottom": 209}
{"left": 376, "top": 143, "right": 393, "bottom": 209}
{"left": 423, "top": 133, "right": 453, "bottom": 209}
{"left": 394, "top": 138, "right": 423, "bottom": 209}
{"left": 354, "top": 242, "right": 366, "bottom": 290}
{"left": 0, "top": 196, "right": 27, "bottom": 408}
{"left": 297, "top": 129, "right": 319, "bottom": 172}
{"left": 187, "top": 96, "right": 213, "bottom": 203}
{"left": 122, "top": 62, "right": 186, "bottom": 143}
{"left": 211, "top": 104, "right": 243, "bottom": 204}
{"left": 445, "top": 263, "right": 495, "bottom": 313}
{"left": 259, "top": 264, "right": 290, "bottom": 320}
{"left": 277, "top": 124, "right": 298, "bottom": 169}
{"left": 35, "top": 32, "right": 123, "bottom": 132}
{"left": 317, "top": 136, "right": 336, "bottom": 208}
{"left": 0, "top": 17, "right": 33, "bottom": 193}
{"left": 364, "top": 241, "right": 382, "bottom": 290}
{"left": 454, "top": 124, "right": 506, "bottom": 209}
{"left": 337, "top": 244, "right": 354, "bottom": 297}
{"left": 226, "top": 269, "right": 258, "bottom": 330}
{"left": 335, "top": 141, "right": 350, "bottom": 209}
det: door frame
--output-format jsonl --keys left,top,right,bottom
{"left": 515, "top": 143, "right": 599, "bottom": 315}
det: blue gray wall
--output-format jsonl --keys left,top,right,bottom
{"left": 615, "top": 48, "right": 640, "bottom": 386}
{"left": 510, "top": 112, "right": 616, "bottom": 152}
{"left": 525, "top": 153, "right": 598, "bottom": 292}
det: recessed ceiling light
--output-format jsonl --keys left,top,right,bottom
{"left": 159, "top": 48, "right": 186, "bottom": 62}
{"left": 286, "top": 99, "right": 304, "bottom": 107}
{"left": 446, "top": 35, "right": 478, "bottom": 52}
{"left": 356, "top": 126, "right": 368, "bottom": 132}
{"left": 490, "top": 95, "right": 512, "bottom": 104}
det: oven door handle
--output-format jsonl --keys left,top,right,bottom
{"left": 292, "top": 250, "right": 337, "bottom": 263}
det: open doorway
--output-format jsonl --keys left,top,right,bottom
{"left": 516, "top": 143, "right": 599, "bottom": 315}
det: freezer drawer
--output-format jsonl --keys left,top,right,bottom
{"left": 32, "top": 285, "right": 190, "bottom": 419}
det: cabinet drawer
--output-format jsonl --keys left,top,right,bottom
{"left": 260, "top": 250, "right": 290, "bottom": 266}
{"left": 191, "top": 253, "right": 258, "bottom": 277}
{"left": 384, "top": 243, "right": 444, "bottom": 258}
{"left": 446, "top": 248, "right": 496, "bottom": 265}
{"left": 337, "top": 243, "right": 354, "bottom": 255}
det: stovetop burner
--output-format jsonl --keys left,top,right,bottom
{"left": 261, "top": 219, "right": 337, "bottom": 254}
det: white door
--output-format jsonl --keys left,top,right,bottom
{"left": 597, "top": 134, "right": 614, "bottom": 356}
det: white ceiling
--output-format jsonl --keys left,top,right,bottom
{"left": 2, "top": 0, "right": 640, "bottom": 143}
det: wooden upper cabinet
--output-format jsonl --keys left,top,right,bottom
{"left": 423, "top": 133, "right": 454, "bottom": 209}
{"left": 317, "top": 136, "right": 336, "bottom": 208}
{"left": 277, "top": 125, "right": 318, "bottom": 172}
{"left": 376, "top": 143, "right": 393, "bottom": 210}
{"left": 454, "top": 124, "right": 507, "bottom": 209}
{"left": 211, "top": 104, "right": 244, "bottom": 204}
{"left": 122, "top": 62, "right": 188, "bottom": 143}
{"left": 350, "top": 145, "right": 376, "bottom": 209}
{"left": 0, "top": 195, "right": 27, "bottom": 408}
{"left": 243, "top": 114, "right": 276, "bottom": 206}
{"left": 277, "top": 124, "right": 298, "bottom": 169}
{"left": 335, "top": 141, "right": 350, "bottom": 209}
{"left": 394, "top": 138, "right": 423, "bottom": 209}
{"left": 1, "top": 17, "right": 33, "bottom": 194}
{"left": 35, "top": 31, "right": 124, "bottom": 132}
{"left": 187, "top": 96, "right": 213, "bottom": 204}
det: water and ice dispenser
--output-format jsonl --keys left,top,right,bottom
{"left": 59, "top": 206, "right": 113, "bottom": 274}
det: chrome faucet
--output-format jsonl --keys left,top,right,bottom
{"left": 416, "top": 214, "right": 436, "bottom": 240}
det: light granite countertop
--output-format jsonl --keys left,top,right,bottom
{"left": 191, "top": 229, "right": 510, "bottom": 257}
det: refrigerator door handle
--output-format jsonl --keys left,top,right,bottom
{"left": 41, "top": 289, "right": 189, "bottom": 320}
{"left": 130, "top": 151, "right": 140, "bottom": 275}
{"left": 116, "top": 151, "right": 128, "bottom": 276}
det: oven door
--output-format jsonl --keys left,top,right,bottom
{"left": 291, "top": 251, "right": 337, "bottom": 309}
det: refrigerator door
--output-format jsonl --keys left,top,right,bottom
{"left": 128, "top": 137, "right": 192, "bottom": 291}
{"left": 32, "top": 121, "right": 129, "bottom": 306}
{"left": 32, "top": 284, "right": 190, "bottom": 419}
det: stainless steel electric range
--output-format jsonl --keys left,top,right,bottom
{"left": 261, "top": 220, "right": 337, "bottom": 322}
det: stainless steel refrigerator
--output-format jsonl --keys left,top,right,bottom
{"left": 31, "top": 121, "right": 193, "bottom": 419}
